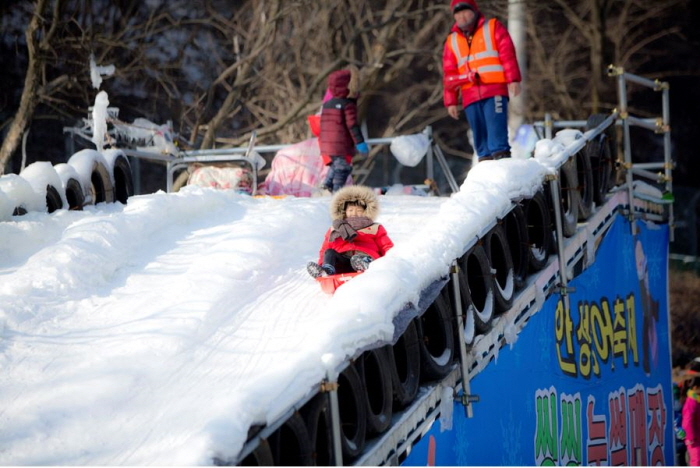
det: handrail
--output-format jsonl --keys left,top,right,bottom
{"left": 533, "top": 66, "right": 673, "bottom": 240}
{"left": 122, "top": 126, "right": 457, "bottom": 196}
{"left": 608, "top": 64, "right": 674, "bottom": 239}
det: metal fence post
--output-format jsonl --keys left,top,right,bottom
{"left": 324, "top": 371, "right": 344, "bottom": 466}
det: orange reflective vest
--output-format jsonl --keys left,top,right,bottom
{"left": 446, "top": 19, "right": 506, "bottom": 87}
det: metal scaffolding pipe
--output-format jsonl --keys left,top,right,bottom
{"left": 451, "top": 263, "right": 474, "bottom": 418}
{"left": 631, "top": 167, "right": 667, "bottom": 184}
{"left": 548, "top": 177, "right": 571, "bottom": 312}
{"left": 617, "top": 73, "right": 637, "bottom": 234}
{"left": 326, "top": 372, "right": 344, "bottom": 466}
{"left": 622, "top": 72, "right": 662, "bottom": 90}
{"left": 627, "top": 115, "right": 661, "bottom": 132}
{"left": 633, "top": 162, "right": 667, "bottom": 171}
{"left": 662, "top": 87, "right": 675, "bottom": 241}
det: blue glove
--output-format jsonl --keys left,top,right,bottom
{"left": 356, "top": 142, "right": 369, "bottom": 154}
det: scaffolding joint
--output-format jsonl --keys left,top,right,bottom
{"left": 320, "top": 381, "right": 339, "bottom": 392}
{"left": 455, "top": 391, "right": 480, "bottom": 407}
{"left": 654, "top": 119, "right": 670, "bottom": 134}
{"left": 556, "top": 284, "right": 576, "bottom": 296}
{"left": 607, "top": 64, "right": 624, "bottom": 76}
{"left": 654, "top": 79, "right": 670, "bottom": 91}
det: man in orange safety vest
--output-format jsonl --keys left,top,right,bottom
{"left": 442, "top": 0, "right": 522, "bottom": 162}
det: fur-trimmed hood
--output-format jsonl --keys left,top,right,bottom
{"left": 330, "top": 185, "right": 379, "bottom": 221}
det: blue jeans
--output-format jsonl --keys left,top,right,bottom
{"left": 465, "top": 95, "right": 510, "bottom": 160}
{"left": 324, "top": 156, "right": 352, "bottom": 192}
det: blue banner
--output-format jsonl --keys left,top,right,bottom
{"left": 403, "top": 216, "right": 672, "bottom": 466}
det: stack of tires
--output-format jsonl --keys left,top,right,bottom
{"left": 0, "top": 149, "right": 134, "bottom": 221}
{"left": 234, "top": 310, "right": 439, "bottom": 466}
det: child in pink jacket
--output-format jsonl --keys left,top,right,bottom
{"left": 683, "top": 374, "right": 700, "bottom": 466}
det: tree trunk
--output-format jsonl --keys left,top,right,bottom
{"left": 589, "top": 0, "right": 604, "bottom": 113}
{"left": 0, "top": 0, "right": 47, "bottom": 174}
{"left": 507, "top": 0, "right": 527, "bottom": 135}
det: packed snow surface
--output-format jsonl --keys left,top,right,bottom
{"left": 0, "top": 144, "right": 577, "bottom": 463}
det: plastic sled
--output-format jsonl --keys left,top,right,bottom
{"left": 316, "top": 272, "right": 361, "bottom": 295}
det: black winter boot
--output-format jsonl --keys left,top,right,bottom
{"left": 492, "top": 150, "right": 511, "bottom": 160}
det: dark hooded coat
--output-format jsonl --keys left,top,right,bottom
{"left": 316, "top": 185, "right": 394, "bottom": 263}
{"left": 319, "top": 69, "right": 365, "bottom": 166}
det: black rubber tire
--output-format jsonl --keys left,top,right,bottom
{"left": 112, "top": 153, "right": 134, "bottom": 204}
{"left": 64, "top": 177, "right": 85, "bottom": 210}
{"left": 300, "top": 393, "right": 333, "bottom": 466}
{"left": 70, "top": 158, "right": 114, "bottom": 205}
{"left": 523, "top": 190, "right": 553, "bottom": 272}
{"left": 504, "top": 204, "right": 529, "bottom": 290}
{"left": 91, "top": 159, "right": 114, "bottom": 204}
{"left": 585, "top": 113, "right": 616, "bottom": 206}
{"left": 555, "top": 158, "right": 580, "bottom": 238}
{"left": 387, "top": 319, "right": 421, "bottom": 409}
{"left": 359, "top": 348, "right": 393, "bottom": 435}
{"left": 417, "top": 283, "right": 455, "bottom": 382}
{"left": 337, "top": 363, "right": 366, "bottom": 462}
{"left": 575, "top": 147, "right": 594, "bottom": 221}
{"left": 235, "top": 439, "right": 274, "bottom": 466}
{"left": 45, "top": 184, "right": 64, "bottom": 213}
{"left": 268, "top": 411, "right": 313, "bottom": 466}
{"left": 458, "top": 243, "right": 495, "bottom": 334}
{"left": 485, "top": 223, "right": 514, "bottom": 313}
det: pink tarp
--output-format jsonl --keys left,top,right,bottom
{"left": 258, "top": 138, "right": 350, "bottom": 197}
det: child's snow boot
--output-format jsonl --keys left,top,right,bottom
{"left": 307, "top": 262, "right": 336, "bottom": 278}
{"left": 307, "top": 262, "right": 326, "bottom": 278}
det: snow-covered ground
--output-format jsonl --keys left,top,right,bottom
{"left": 0, "top": 140, "right": 578, "bottom": 464}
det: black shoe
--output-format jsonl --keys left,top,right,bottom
{"left": 492, "top": 150, "right": 511, "bottom": 160}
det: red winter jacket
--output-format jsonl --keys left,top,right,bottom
{"left": 319, "top": 70, "right": 365, "bottom": 165}
{"left": 442, "top": 3, "right": 521, "bottom": 109}
{"left": 317, "top": 223, "right": 393, "bottom": 264}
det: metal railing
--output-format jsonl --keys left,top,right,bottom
{"left": 611, "top": 65, "right": 674, "bottom": 240}
{"left": 533, "top": 65, "right": 674, "bottom": 240}
{"left": 116, "top": 126, "right": 461, "bottom": 196}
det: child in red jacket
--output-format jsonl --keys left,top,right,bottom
{"left": 307, "top": 185, "right": 393, "bottom": 277}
